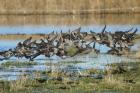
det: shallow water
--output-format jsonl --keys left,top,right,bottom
{"left": 0, "top": 25, "right": 140, "bottom": 34}
{"left": 0, "top": 14, "right": 140, "bottom": 81}
{"left": 0, "top": 40, "right": 139, "bottom": 81}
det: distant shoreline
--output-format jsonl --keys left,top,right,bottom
{"left": 0, "top": 0, "right": 139, "bottom": 15}
{"left": 0, "top": 8, "right": 140, "bottom": 15}
{"left": 0, "top": 34, "right": 47, "bottom": 40}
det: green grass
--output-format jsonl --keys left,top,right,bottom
{"left": 1, "top": 61, "right": 37, "bottom": 68}
{"left": 1, "top": 61, "right": 140, "bottom": 93}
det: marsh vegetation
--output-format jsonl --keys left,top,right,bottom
{"left": 0, "top": 0, "right": 140, "bottom": 15}
{"left": 1, "top": 61, "right": 140, "bottom": 93}
{"left": 0, "top": 1, "right": 140, "bottom": 91}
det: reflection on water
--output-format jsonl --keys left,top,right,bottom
{"left": 0, "top": 40, "right": 22, "bottom": 50}
{"left": 0, "top": 39, "right": 139, "bottom": 81}
{"left": 0, "top": 53, "right": 139, "bottom": 81}
{"left": 0, "top": 14, "right": 140, "bottom": 26}
{"left": 0, "top": 25, "right": 140, "bottom": 34}
{"left": 0, "top": 14, "right": 140, "bottom": 81}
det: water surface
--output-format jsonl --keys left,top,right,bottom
{"left": 0, "top": 14, "right": 140, "bottom": 80}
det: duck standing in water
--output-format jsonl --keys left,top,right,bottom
{"left": 0, "top": 27, "right": 138, "bottom": 61}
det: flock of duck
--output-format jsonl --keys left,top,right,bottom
{"left": 0, "top": 25, "right": 138, "bottom": 61}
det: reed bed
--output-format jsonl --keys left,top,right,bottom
{"left": 0, "top": 14, "right": 139, "bottom": 26}
{"left": 0, "top": 0, "right": 140, "bottom": 15}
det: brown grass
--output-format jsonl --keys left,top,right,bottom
{"left": 0, "top": 0, "right": 139, "bottom": 15}
{"left": 0, "top": 34, "right": 47, "bottom": 40}
{"left": 0, "top": 14, "right": 140, "bottom": 25}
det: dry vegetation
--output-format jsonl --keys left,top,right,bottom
{"left": 1, "top": 62, "right": 140, "bottom": 93}
{"left": 0, "top": 0, "right": 139, "bottom": 15}
{"left": 0, "top": 34, "right": 47, "bottom": 40}
{"left": 0, "top": 0, "right": 139, "bottom": 25}
{"left": 0, "top": 14, "right": 140, "bottom": 25}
